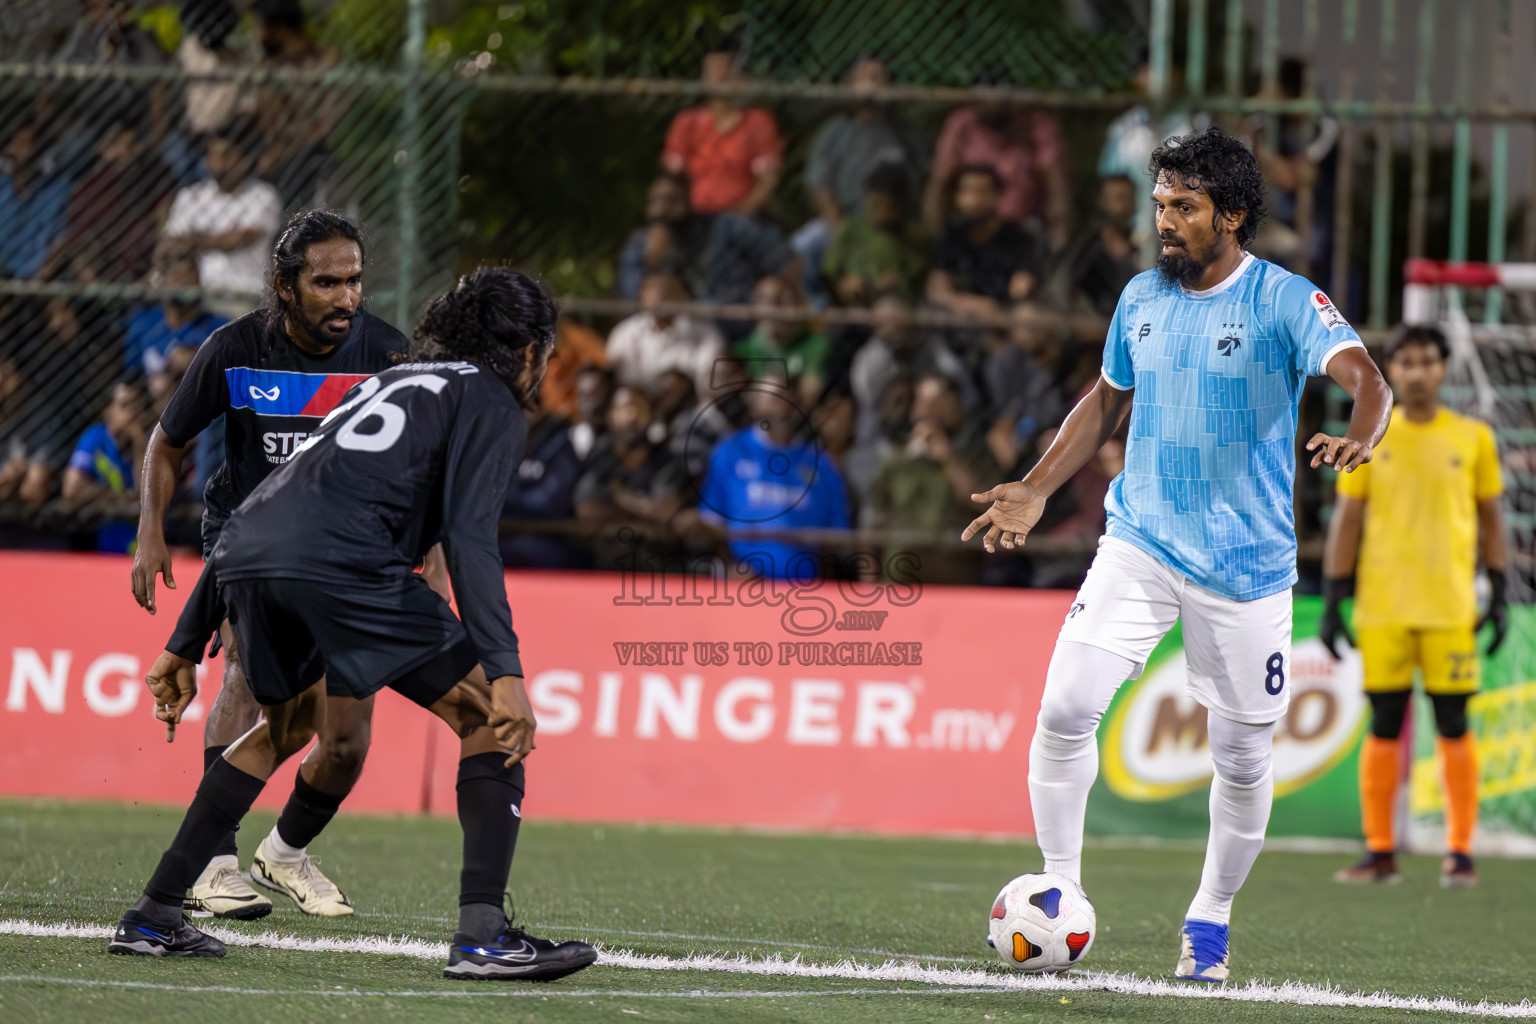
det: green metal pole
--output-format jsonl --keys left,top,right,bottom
{"left": 1485, "top": 2, "right": 1513, "bottom": 323}
{"left": 1329, "top": 0, "right": 1359, "bottom": 306}
{"left": 1485, "top": 129, "right": 1509, "bottom": 322}
{"left": 1447, "top": 2, "right": 1473, "bottom": 269}
{"left": 1149, "top": 0, "right": 1171, "bottom": 102}
{"left": 1224, "top": 0, "right": 1243, "bottom": 98}
{"left": 1187, "top": 0, "right": 1208, "bottom": 98}
{"left": 1406, "top": 0, "right": 1434, "bottom": 260}
{"left": 1260, "top": 0, "right": 1279, "bottom": 137}
{"left": 396, "top": 0, "right": 426, "bottom": 331}
{"left": 1367, "top": 0, "right": 1396, "bottom": 329}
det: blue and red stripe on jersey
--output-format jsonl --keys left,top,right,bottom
{"left": 225, "top": 368, "right": 372, "bottom": 418}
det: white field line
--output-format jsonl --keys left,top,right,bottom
{"left": 0, "top": 887, "right": 975, "bottom": 963}
{"left": 4, "top": 919, "right": 1535, "bottom": 1018}
{"left": 0, "top": 976, "right": 995, "bottom": 1000}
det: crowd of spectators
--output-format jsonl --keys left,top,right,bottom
{"left": 0, "top": 12, "right": 1346, "bottom": 585}
{"left": 0, "top": 0, "right": 332, "bottom": 550}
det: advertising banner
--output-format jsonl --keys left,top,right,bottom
{"left": 1408, "top": 605, "right": 1536, "bottom": 854}
{"left": 1085, "top": 597, "right": 1370, "bottom": 839}
{"left": 0, "top": 551, "right": 1058, "bottom": 836}
{"left": 6, "top": 551, "right": 1527, "bottom": 843}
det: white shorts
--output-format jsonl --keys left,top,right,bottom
{"left": 1056, "top": 537, "right": 1294, "bottom": 725}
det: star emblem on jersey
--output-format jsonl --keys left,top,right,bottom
{"left": 1216, "top": 322, "right": 1245, "bottom": 357}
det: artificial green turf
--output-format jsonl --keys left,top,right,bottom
{"left": 0, "top": 799, "right": 1530, "bottom": 1023}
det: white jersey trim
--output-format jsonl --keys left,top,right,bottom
{"left": 1318, "top": 338, "right": 1366, "bottom": 376}
{"left": 1101, "top": 368, "right": 1134, "bottom": 391}
{"left": 1180, "top": 252, "right": 1256, "bottom": 298}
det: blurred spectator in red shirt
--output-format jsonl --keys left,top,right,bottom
{"left": 662, "top": 46, "right": 783, "bottom": 216}
{"left": 923, "top": 101, "right": 1070, "bottom": 249}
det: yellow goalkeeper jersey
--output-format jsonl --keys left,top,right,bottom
{"left": 1335, "top": 407, "right": 1502, "bottom": 628}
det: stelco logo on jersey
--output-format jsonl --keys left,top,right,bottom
{"left": 227, "top": 368, "right": 375, "bottom": 464}
{"left": 1100, "top": 637, "right": 1367, "bottom": 802}
{"left": 262, "top": 431, "right": 311, "bottom": 462}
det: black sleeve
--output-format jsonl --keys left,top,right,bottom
{"left": 159, "top": 332, "right": 234, "bottom": 447}
{"left": 165, "top": 561, "right": 226, "bottom": 663}
{"left": 440, "top": 386, "right": 528, "bottom": 680}
{"left": 934, "top": 224, "right": 964, "bottom": 275}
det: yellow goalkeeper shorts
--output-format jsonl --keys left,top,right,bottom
{"left": 1357, "top": 624, "right": 1480, "bottom": 695}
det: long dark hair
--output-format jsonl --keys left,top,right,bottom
{"left": 265, "top": 209, "right": 364, "bottom": 331}
{"left": 413, "top": 267, "right": 558, "bottom": 408}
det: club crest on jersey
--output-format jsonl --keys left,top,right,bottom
{"left": 1311, "top": 290, "right": 1348, "bottom": 331}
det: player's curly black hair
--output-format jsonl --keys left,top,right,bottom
{"left": 413, "top": 266, "right": 559, "bottom": 409}
{"left": 1148, "top": 126, "right": 1267, "bottom": 248}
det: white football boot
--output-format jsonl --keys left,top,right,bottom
{"left": 185, "top": 855, "right": 273, "bottom": 920}
{"left": 251, "top": 836, "right": 355, "bottom": 916}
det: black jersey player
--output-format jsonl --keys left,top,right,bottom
{"left": 131, "top": 210, "right": 410, "bottom": 919}
{"left": 110, "top": 267, "right": 597, "bottom": 981}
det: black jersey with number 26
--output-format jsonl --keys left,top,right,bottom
{"left": 211, "top": 360, "right": 529, "bottom": 681}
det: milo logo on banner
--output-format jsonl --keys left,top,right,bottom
{"left": 1100, "top": 638, "right": 1368, "bottom": 802}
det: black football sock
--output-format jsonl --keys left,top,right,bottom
{"left": 274, "top": 770, "right": 346, "bottom": 851}
{"left": 204, "top": 745, "right": 241, "bottom": 860}
{"left": 143, "top": 758, "right": 267, "bottom": 910}
{"left": 456, "top": 753, "right": 525, "bottom": 938}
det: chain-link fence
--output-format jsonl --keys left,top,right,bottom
{"left": 2, "top": 0, "right": 1534, "bottom": 590}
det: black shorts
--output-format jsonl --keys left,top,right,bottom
{"left": 220, "top": 574, "right": 480, "bottom": 708}
{"left": 205, "top": 514, "right": 351, "bottom": 700}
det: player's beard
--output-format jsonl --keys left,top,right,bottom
{"left": 1155, "top": 235, "right": 1214, "bottom": 288}
{"left": 299, "top": 306, "right": 356, "bottom": 345}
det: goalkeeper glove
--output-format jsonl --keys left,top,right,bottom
{"left": 1478, "top": 569, "right": 1509, "bottom": 656}
{"left": 1319, "top": 576, "right": 1355, "bottom": 660}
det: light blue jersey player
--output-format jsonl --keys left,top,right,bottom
{"left": 964, "top": 128, "right": 1393, "bottom": 984}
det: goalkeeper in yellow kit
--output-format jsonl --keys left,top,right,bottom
{"left": 1321, "top": 324, "right": 1508, "bottom": 887}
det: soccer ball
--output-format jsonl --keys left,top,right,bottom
{"left": 986, "top": 872, "right": 1096, "bottom": 973}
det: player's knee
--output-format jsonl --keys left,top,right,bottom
{"left": 1035, "top": 689, "right": 1104, "bottom": 741}
{"left": 317, "top": 731, "right": 370, "bottom": 777}
{"left": 1430, "top": 694, "right": 1470, "bottom": 739}
{"left": 1207, "top": 717, "right": 1273, "bottom": 788}
{"left": 1368, "top": 690, "right": 1411, "bottom": 740}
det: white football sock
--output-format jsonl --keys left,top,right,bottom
{"left": 1028, "top": 642, "right": 1137, "bottom": 884}
{"left": 263, "top": 826, "right": 307, "bottom": 863}
{"left": 1186, "top": 716, "right": 1275, "bottom": 926}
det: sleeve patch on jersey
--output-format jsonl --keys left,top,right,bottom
{"left": 1311, "top": 290, "right": 1348, "bottom": 331}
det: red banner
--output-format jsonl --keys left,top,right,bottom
{"left": 0, "top": 552, "right": 1061, "bottom": 836}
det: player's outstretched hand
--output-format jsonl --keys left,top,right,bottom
{"left": 131, "top": 534, "right": 175, "bottom": 614}
{"left": 962, "top": 481, "right": 1047, "bottom": 553}
{"left": 145, "top": 650, "right": 197, "bottom": 742}
{"left": 489, "top": 675, "right": 537, "bottom": 768}
{"left": 1306, "top": 433, "right": 1373, "bottom": 472}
